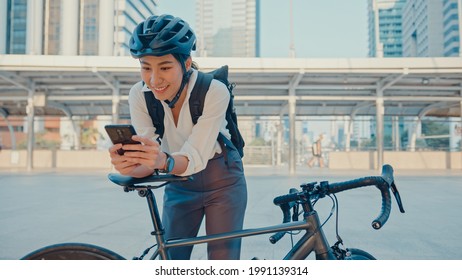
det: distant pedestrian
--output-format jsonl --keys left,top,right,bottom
{"left": 308, "top": 134, "right": 325, "bottom": 168}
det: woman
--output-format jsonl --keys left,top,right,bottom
{"left": 108, "top": 14, "right": 247, "bottom": 260}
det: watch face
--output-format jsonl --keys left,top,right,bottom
{"left": 166, "top": 156, "right": 175, "bottom": 173}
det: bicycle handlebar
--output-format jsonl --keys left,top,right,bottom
{"left": 269, "top": 188, "right": 299, "bottom": 244}
{"left": 271, "top": 164, "right": 405, "bottom": 243}
{"left": 327, "top": 164, "right": 404, "bottom": 229}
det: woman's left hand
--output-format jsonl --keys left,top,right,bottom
{"left": 122, "top": 135, "right": 164, "bottom": 170}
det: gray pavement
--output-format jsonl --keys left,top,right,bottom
{"left": 1, "top": 165, "right": 462, "bottom": 260}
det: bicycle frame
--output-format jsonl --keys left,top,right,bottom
{"left": 22, "top": 166, "right": 402, "bottom": 260}
{"left": 141, "top": 188, "right": 336, "bottom": 260}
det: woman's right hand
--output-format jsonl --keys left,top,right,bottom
{"left": 108, "top": 143, "right": 141, "bottom": 175}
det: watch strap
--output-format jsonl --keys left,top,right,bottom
{"left": 159, "top": 152, "right": 172, "bottom": 173}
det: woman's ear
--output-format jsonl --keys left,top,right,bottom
{"left": 185, "top": 56, "right": 193, "bottom": 71}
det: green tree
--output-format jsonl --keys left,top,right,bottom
{"left": 421, "top": 120, "right": 449, "bottom": 150}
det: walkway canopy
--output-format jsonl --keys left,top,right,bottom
{"left": 1, "top": 55, "right": 462, "bottom": 172}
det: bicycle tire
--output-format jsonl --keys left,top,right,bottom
{"left": 344, "top": 248, "right": 376, "bottom": 260}
{"left": 21, "top": 243, "right": 126, "bottom": 260}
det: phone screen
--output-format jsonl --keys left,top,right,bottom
{"left": 105, "top": 124, "right": 141, "bottom": 155}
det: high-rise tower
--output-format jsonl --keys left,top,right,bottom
{"left": 402, "top": 0, "right": 445, "bottom": 57}
{"left": 368, "top": 0, "right": 405, "bottom": 57}
{"left": 442, "top": 0, "right": 461, "bottom": 57}
{"left": 0, "top": 0, "right": 158, "bottom": 56}
{"left": 195, "top": 0, "right": 260, "bottom": 57}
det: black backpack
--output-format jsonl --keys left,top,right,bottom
{"left": 143, "top": 65, "right": 245, "bottom": 157}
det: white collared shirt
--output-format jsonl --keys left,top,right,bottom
{"left": 128, "top": 69, "right": 231, "bottom": 176}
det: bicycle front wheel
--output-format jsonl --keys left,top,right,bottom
{"left": 21, "top": 243, "right": 126, "bottom": 260}
{"left": 344, "top": 248, "right": 376, "bottom": 260}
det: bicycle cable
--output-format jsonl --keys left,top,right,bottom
{"left": 332, "top": 193, "right": 344, "bottom": 245}
{"left": 283, "top": 194, "right": 336, "bottom": 248}
{"left": 133, "top": 244, "right": 157, "bottom": 260}
{"left": 320, "top": 194, "right": 336, "bottom": 229}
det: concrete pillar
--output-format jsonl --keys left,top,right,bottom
{"left": 288, "top": 95, "right": 296, "bottom": 175}
{"left": 287, "top": 72, "right": 303, "bottom": 174}
{"left": 270, "top": 121, "right": 276, "bottom": 166}
{"left": 376, "top": 94, "right": 384, "bottom": 169}
{"left": 98, "top": 0, "right": 114, "bottom": 56}
{"left": 277, "top": 118, "right": 283, "bottom": 165}
{"left": 60, "top": 0, "right": 79, "bottom": 55}
{"left": 112, "top": 81, "right": 120, "bottom": 124}
{"left": 26, "top": 0, "right": 44, "bottom": 54}
{"left": 0, "top": 0, "right": 7, "bottom": 54}
{"left": 449, "top": 117, "right": 462, "bottom": 152}
{"left": 408, "top": 117, "right": 417, "bottom": 152}
{"left": 345, "top": 116, "right": 353, "bottom": 152}
{"left": 392, "top": 116, "right": 400, "bottom": 151}
{"left": 26, "top": 82, "right": 36, "bottom": 171}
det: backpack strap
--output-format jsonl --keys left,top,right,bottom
{"left": 189, "top": 71, "right": 232, "bottom": 165}
{"left": 189, "top": 71, "right": 213, "bottom": 124}
{"left": 144, "top": 89, "right": 165, "bottom": 140}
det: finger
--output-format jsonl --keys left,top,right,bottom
{"left": 116, "top": 163, "right": 140, "bottom": 175}
{"left": 123, "top": 137, "right": 159, "bottom": 154}
{"left": 123, "top": 144, "right": 158, "bottom": 156}
{"left": 112, "top": 157, "right": 139, "bottom": 170}
{"left": 132, "top": 135, "right": 159, "bottom": 146}
{"left": 124, "top": 154, "right": 158, "bottom": 170}
{"left": 109, "top": 145, "right": 125, "bottom": 158}
{"left": 108, "top": 144, "right": 123, "bottom": 153}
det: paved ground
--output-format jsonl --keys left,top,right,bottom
{"left": 1, "top": 165, "right": 462, "bottom": 260}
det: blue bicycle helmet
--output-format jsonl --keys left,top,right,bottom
{"left": 129, "top": 14, "right": 196, "bottom": 58}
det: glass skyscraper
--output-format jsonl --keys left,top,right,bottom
{"left": 402, "top": 0, "right": 445, "bottom": 57}
{"left": 0, "top": 0, "right": 158, "bottom": 56}
{"left": 369, "top": 0, "right": 461, "bottom": 57}
{"left": 368, "top": 0, "right": 405, "bottom": 57}
{"left": 195, "top": 0, "right": 260, "bottom": 57}
{"left": 443, "top": 0, "right": 461, "bottom": 56}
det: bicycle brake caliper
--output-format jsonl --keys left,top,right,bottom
{"left": 331, "top": 241, "right": 348, "bottom": 260}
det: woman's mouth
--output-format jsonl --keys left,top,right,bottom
{"left": 153, "top": 85, "right": 168, "bottom": 94}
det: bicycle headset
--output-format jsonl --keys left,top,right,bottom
{"left": 129, "top": 14, "right": 197, "bottom": 108}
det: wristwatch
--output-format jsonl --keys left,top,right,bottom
{"left": 159, "top": 152, "right": 175, "bottom": 174}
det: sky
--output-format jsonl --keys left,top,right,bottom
{"left": 156, "top": 0, "right": 369, "bottom": 58}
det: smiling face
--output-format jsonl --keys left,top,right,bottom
{"left": 139, "top": 54, "right": 191, "bottom": 102}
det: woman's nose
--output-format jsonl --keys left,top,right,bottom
{"left": 150, "top": 74, "right": 163, "bottom": 86}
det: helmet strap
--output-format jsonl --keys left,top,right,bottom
{"left": 165, "top": 57, "right": 191, "bottom": 109}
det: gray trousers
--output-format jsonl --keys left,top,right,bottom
{"left": 162, "top": 145, "right": 247, "bottom": 260}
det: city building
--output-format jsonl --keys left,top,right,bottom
{"left": 402, "top": 0, "right": 444, "bottom": 57}
{"left": 368, "top": 0, "right": 406, "bottom": 57}
{"left": 0, "top": 0, "right": 158, "bottom": 56}
{"left": 443, "top": 0, "right": 461, "bottom": 56}
{"left": 195, "top": 0, "right": 260, "bottom": 57}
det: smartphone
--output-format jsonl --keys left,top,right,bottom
{"left": 105, "top": 124, "right": 141, "bottom": 155}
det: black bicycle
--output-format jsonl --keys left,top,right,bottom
{"left": 22, "top": 164, "right": 405, "bottom": 260}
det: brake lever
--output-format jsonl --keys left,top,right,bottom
{"left": 391, "top": 182, "right": 405, "bottom": 213}
{"left": 292, "top": 203, "right": 299, "bottom": 221}
{"left": 289, "top": 188, "right": 299, "bottom": 221}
